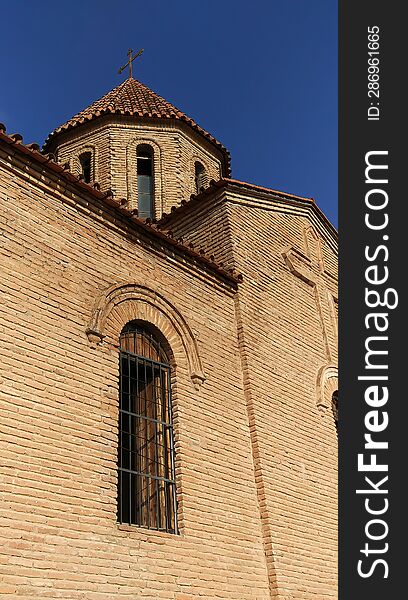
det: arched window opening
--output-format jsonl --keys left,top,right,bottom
{"left": 332, "top": 390, "right": 338, "bottom": 435}
{"left": 118, "top": 322, "right": 177, "bottom": 533}
{"left": 194, "top": 161, "right": 206, "bottom": 194}
{"left": 137, "top": 145, "right": 154, "bottom": 219}
{"left": 79, "top": 151, "right": 92, "bottom": 183}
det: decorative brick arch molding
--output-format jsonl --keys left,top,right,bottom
{"left": 86, "top": 283, "right": 205, "bottom": 389}
{"left": 316, "top": 364, "right": 338, "bottom": 413}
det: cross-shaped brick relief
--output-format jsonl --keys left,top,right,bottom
{"left": 282, "top": 226, "right": 338, "bottom": 363}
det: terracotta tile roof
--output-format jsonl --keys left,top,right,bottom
{"left": 43, "top": 78, "right": 231, "bottom": 174}
{"left": 0, "top": 123, "right": 241, "bottom": 286}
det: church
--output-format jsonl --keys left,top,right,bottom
{"left": 0, "top": 57, "right": 338, "bottom": 599}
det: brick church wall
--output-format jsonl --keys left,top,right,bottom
{"left": 0, "top": 151, "right": 271, "bottom": 599}
{"left": 164, "top": 186, "right": 339, "bottom": 598}
{"left": 166, "top": 190, "right": 236, "bottom": 271}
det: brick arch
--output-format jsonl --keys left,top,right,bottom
{"left": 190, "top": 155, "right": 210, "bottom": 194}
{"left": 86, "top": 283, "right": 205, "bottom": 389}
{"left": 126, "top": 137, "right": 163, "bottom": 216}
{"left": 71, "top": 144, "right": 98, "bottom": 182}
{"left": 316, "top": 363, "right": 338, "bottom": 413}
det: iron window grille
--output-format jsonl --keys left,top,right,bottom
{"left": 117, "top": 323, "right": 178, "bottom": 533}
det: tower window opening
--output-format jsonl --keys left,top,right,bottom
{"left": 79, "top": 152, "right": 92, "bottom": 183}
{"left": 194, "top": 161, "right": 206, "bottom": 194}
{"left": 137, "top": 145, "right": 154, "bottom": 219}
{"left": 118, "top": 322, "right": 178, "bottom": 533}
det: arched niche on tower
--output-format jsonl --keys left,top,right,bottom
{"left": 70, "top": 144, "right": 98, "bottom": 183}
{"left": 190, "top": 155, "right": 210, "bottom": 195}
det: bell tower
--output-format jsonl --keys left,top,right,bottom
{"left": 43, "top": 70, "right": 230, "bottom": 219}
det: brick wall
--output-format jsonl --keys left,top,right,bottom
{"left": 0, "top": 132, "right": 338, "bottom": 599}
{"left": 52, "top": 116, "right": 224, "bottom": 219}
{"left": 164, "top": 184, "right": 338, "bottom": 598}
{"left": 0, "top": 148, "right": 271, "bottom": 599}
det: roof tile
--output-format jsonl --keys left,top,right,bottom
{"left": 43, "top": 78, "right": 231, "bottom": 174}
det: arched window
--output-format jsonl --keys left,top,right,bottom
{"left": 118, "top": 322, "right": 177, "bottom": 533}
{"left": 332, "top": 390, "right": 338, "bottom": 435}
{"left": 137, "top": 145, "right": 154, "bottom": 219}
{"left": 194, "top": 161, "right": 206, "bottom": 194}
{"left": 79, "top": 151, "right": 92, "bottom": 183}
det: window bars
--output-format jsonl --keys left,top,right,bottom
{"left": 118, "top": 324, "right": 178, "bottom": 533}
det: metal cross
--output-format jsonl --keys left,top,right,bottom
{"left": 118, "top": 48, "right": 144, "bottom": 79}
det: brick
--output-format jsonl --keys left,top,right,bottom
{"left": 0, "top": 85, "right": 337, "bottom": 599}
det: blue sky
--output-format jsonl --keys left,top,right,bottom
{"left": 0, "top": 1, "right": 337, "bottom": 226}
